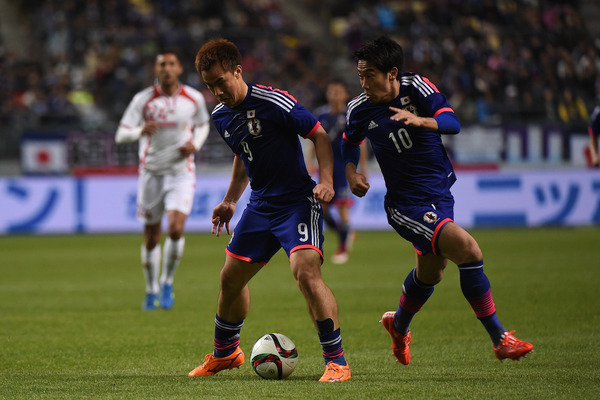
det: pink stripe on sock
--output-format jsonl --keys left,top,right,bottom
{"left": 468, "top": 289, "right": 496, "bottom": 317}
{"left": 400, "top": 293, "right": 426, "bottom": 314}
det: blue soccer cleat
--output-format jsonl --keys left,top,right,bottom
{"left": 142, "top": 293, "right": 159, "bottom": 310}
{"left": 159, "top": 284, "right": 175, "bottom": 309}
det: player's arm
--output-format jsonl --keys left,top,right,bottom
{"left": 212, "top": 156, "right": 249, "bottom": 236}
{"left": 179, "top": 122, "right": 210, "bottom": 157}
{"left": 389, "top": 107, "right": 460, "bottom": 134}
{"left": 308, "top": 126, "right": 335, "bottom": 203}
{"left": 358, "top": 141, "right": 369, "bottom": 175}
{"left": 342, "top": 134, "right": 370, "bottom": 198}
{"left": 116, "top": 122, "right": 159, "bottom": 143}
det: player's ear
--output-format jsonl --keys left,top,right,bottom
{"left": 388, "top": 67, "right": 398, "bottom": 81}
{"left": 234, "top": 64, "right": 243, "bottom": 77}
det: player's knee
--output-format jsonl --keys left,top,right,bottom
{"left": 293, "top": 268, "right": 320, "bottom": 297}
{"left": 219, "top": 269, "right": 243, "bottom": 294}
{"left": 456, "top": 239, "right": 482, "bottom": 264}
{"left": 168, "top": 230, "right": 182, "bottom": 241}
{"left": 145, "top": 237, "right": 159, "bottom": 250}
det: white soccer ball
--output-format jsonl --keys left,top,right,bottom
{"left": 250, "top": 333, "right": 298, "bottom": 379}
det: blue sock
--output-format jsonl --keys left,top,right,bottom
{"left": 316, "top": 318, "right": 346, "bottom": 366}
{"left": 394, "top": 268, "right": 434, "bottom": 335}
{"left": 213, "top": 314, "right": 243, "bottom": 357}
{"left": 458, "top": 261, "right": 506, "bottom": 345}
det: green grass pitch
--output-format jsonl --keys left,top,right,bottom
{"left": 1, "top": 228, "right": 599, "bottom": 399}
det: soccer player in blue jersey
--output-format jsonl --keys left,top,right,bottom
{"left": 342, "top": 36, "right": 533, "bottom": 364}
{"left": 188, "top": 38, "right": 350, "bottom": 382}
{"left": 310, "top": 79, "right": 368, "bottom": 264}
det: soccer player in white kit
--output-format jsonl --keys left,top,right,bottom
{"left": 115, "top": 51, "right": 210, "bottom": 310}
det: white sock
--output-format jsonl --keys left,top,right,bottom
{"left": 160, "top": 236, "right": 185, "bottom": 286}
{"left": 141, "top": 244, "right": 161, "bottom": 294}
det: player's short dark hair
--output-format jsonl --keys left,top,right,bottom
{"left": 195, "top": 38, "right": 242, "bottom": 74}
{"left": 354, "top": 36, "right": 404, "bottom": 74}
{"left": 157, "top": 50, "right": 181, "bottom": 62}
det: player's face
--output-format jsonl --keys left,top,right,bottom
{"left": 155, "top": 54, "right": 183, "bottom": 86}
{"left": 326, "top": 83, "right": 349, "bottom": 106}
{"left": 357, "top": 60, "right": 398, "bottom": 103}
{"left": 201, "top": 63, "right": 245, "bottom": 108}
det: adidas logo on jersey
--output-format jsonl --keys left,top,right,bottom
{"left": 224, "top": 130, "right": 230, "bottom": 137}
{"left": 368, "top": 120, "right": 378, "bottom": 130}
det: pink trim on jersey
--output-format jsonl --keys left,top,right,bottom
{"left": 289, "top": 244, "right": 324, "bottom": 261}
{"left": 422, "top": 76, "right": 440, "bottom": 92}
{"left": 255, "top": 84, "right": 298, "bottom": 102}
{"left": 140, "top": 136, "right": 151, "bottom": 170}
{"left": 433, "top": 107, "right": 454, "bottom": 117}
{"left": 225, "top": 248, "right": 267, "bottom": 266}
{"left": 343, "top": 131, "right": 366, "bottom": 146}
{"left": 431, "top": 218, "right": 452, "bottom": 256}
{"left": 119, "top": 123, "right": 133, "bottom": 129}
{"left": 179, "top": 86, "right": 199, "bottom": 108}
{"left": 143, "top": 86, "right": 163, "bottom": 116}
{"left": 305, "top": 121, "right": 322, "bottom": 139}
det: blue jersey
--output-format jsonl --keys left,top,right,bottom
{"left": 211, "top": 84, "right": 320, "bottom": 203}
{"left": 345, "top": 72, "right": 457, "bottom": 205}
{"left": 314, "top": 105, "right": 349, "bottom": 196}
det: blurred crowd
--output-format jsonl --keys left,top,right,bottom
{"left": 1, "top": 0, "right": 599, "bottom": 160}
{"left": 317, "top": 0, "right": 599, "bottom": 129}
{"left": 0, "top": 0, "right": 332, "bottom": 134}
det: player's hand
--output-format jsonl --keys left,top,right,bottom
{"left": 389, "top": 106, "right": 421, "bottom": 127}
{"left": 141, "top": 121, "right": 159, "bottom": 136}
{"left": 313, "top": 183, "right": 334, "bottom": 203}
{"left": 179, "top": 141, "right": 196, "bottom": 157}
{"left": 211, "top": 202, "right": 235, "bottom": 237}
{"left": 348, "top": 173, "right": 370, "bottom": 197}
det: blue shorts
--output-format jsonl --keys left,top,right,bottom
{"left": 226, "top": 196, "right": 324, "bottom": 265}
{"left": 385, "top": 194, "right": 455, "bottom": 256}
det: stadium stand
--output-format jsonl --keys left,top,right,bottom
{"left": 0, "top": 0, "right": 599, "bottom": 170}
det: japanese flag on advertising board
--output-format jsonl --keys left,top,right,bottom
{"left": 21, "top": 137, "right": 68, "bottom": 174}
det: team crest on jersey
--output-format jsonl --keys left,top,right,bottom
{"left": 246, "top": 110, "right": 262, "bottom": 135}
{"left": 423, "top": 211, "right": 438, "bottom": 223}
{"left": 404, "top": 104, "right": 419, "bottom": 116}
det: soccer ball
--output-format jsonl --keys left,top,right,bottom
{"left": 250, "top": 333, "right": 298, "bottom": 379}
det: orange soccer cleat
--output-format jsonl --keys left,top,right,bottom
{"left": 188, "top": 347, "right": 245, "bottom": 376}
{"left": 493, "top": 330, "right": 534, "bottom": 361}
{"left": 318, "top": 361, "right": 351, "bottom": 382}
{"left": 380, "top": 311, "right": 411, "bottom": 365}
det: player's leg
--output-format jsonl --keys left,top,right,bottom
{"left": 159, "top": 172, "right": 194, "bottom": 309}
{"left": 157, "top": 210, "right": 186, "bottom": 309}
{"left": 137, "top": 171, "right": 165, "bottom": 310}
{"left": 381, "top": 253, "right": 446, "bottom": 365}
{"left": 277, "top": 197, "right": 349, "bottom": 381}
{"left": 188, "top": 255, "right": 262, "bottom": 377}
{"left": 382, "top": 200, "right": 454, "bottom": 363}
{"left": 289, "top": 249, "right": 350, "bottom": 382}
{"left": 189, "top": 203, "right": 280, "bottom": 377}
{"left": 215, "top": 255, "right": 262, "bottom": 354}
{"left": 322, "top": 203, "right": 338, "bottom": 231}
{"left": 331, "top": 204, "right": 351, "bottom": 264}
{"left": 141, "top": 222, "right": 162, "bottom": 310}
{"left": 437, "top": 222, "right": 533, "bottom": 359}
